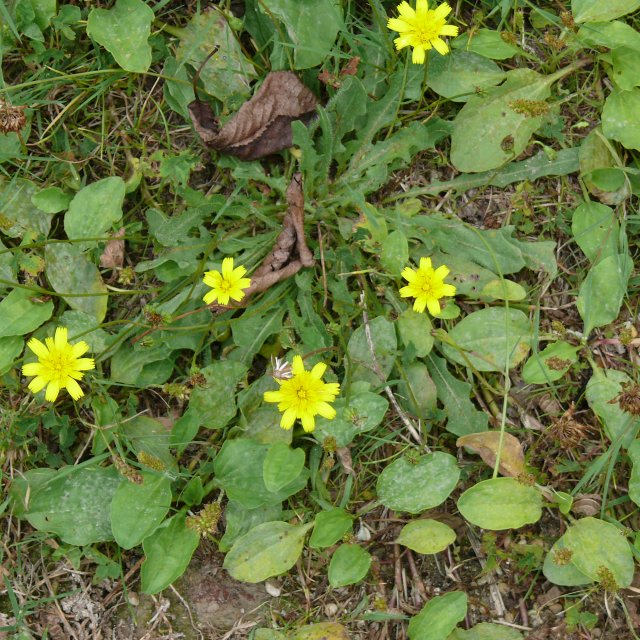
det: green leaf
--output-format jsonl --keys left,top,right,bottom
{"left": 629, "top": 440, "right": 640, "bottom": 507}
{"left": 377, "top": 452, "right": 460, "bottom": 514}
{"left": 577, "top": 253, "right": 632, "bottom": 334}
{"left": 449, "top": 622, "right": 523, "bottom": 640}
{"left": 223, "top": 521, "right": 313, "bottom": 583}
{"left": 120, "top": 416, "right": 178, "bottom": 474}
{"left": 0, "top": 287, "right": 53, "bottom": 337}
{"left": 398, "top": 308, "right": 434, "bottom": 358}
{"left": 443, "top": 307, "right": 531, "bottom": 372}
{"left": 396, "top": 519, "right": 456, "bottom": 555}
{"left": 214, "top": 439, "right": 308, "bottom": 509}
{"left": 289, "top": 623, "right": 350, "bottom": 640}
{"left": 25, "top": 464, "right": 122, "bottom": 545}
{"left": 398, "top": 362, "right": 438, "bottom": 420}
{"left": 110, "top": 472, "right": 172, "bottom": 550}
{"left": 543, "top": 534, "right": 593, "bottom": 586}
{"left": 609, "top": 47, "right": 640, "bottom": 91}
{"left": 64, "top": 177, "right": 125, "bottom": 249}
{"left": 564, "top": 517, "right": 634, "bottom": 588}
{"left": 480, "top": 279, "right": 526, "bottom": 302}
{"left": 219, "top": 500, "right": 283, "bottom": 553}
{"left": 309, "top": 509, "right": 353, "bottom": 549}
{"left": 428, "top": 50, "right": 506, "bottom": 102}
{"left": 44, "top": 243, "right": 108, "bottom": 322}
{"left": 176, "top": 10, "right": 255, "bottom": 105}
{"left": 450, "top": 69, "right": 556, "bottom": 172}
{"left": 86, "top": 0, "right": 153, "bottom": 73}
{"left": 0, "top": 335, "right": 23, "bottom": 375}
{"left": 31, "top": 186, "right": 72, "bottom": 213}
{"left": 381, "top": 230, "right": 409, "bottom": 276}
{"left": 571, "top": 201, "right": 619, "bottom": 264}
{"left": 408, "top": 591, "right": 467, "bottom": 640}
{"left": 263, "top": 443, "right": 306, "bottom": 493}
{"left": 0, "top": 177, "right": 54, "bottom": 239}
{"left": 328, "top": 544, "right": 371, "bottom": 587}
{"left": 586, "top": 367, "right": 640, "bottom": 448}
{"left": 572, "top": 0, "right": 640, "bottom": 23}
{"left": 60, "top": 310, "right": 110, "bottom": 352}
{"left": 259, "top": 0, "right": 343, "bottom": 69}
{"left": 457, "top": 478, "right": 542, "bottom": 530}
{"left": 521, "top": 341, "right": 580, "bottom": 384}
{"left": 602, "top": 88, "right": 640, "bottom": 151}
{"left": 452, "top": 29, "right": 523, "bottom": 60}
{"left": 140, "top": 513, "right": 200, "bottom": 594}
{"left": 577, "top": 20, "right": 640, "bottom": 51}
{"left": 347, "top": 316, "right": 397, "bottom": 387}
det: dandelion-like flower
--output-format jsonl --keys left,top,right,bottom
{"left": 400, "top": 257, "right": 456, "bottom": 316}
{"left": 387, "top": 0, "right": 459, "bottom": 63}
{"left": 202, "top": 257, "right": 251, "bottom": 306}
{"left": 21, "top": 327, "right": 95, "bottom": 402}
{"left": 263, "top": 355, "right": 341, "bottom": 432}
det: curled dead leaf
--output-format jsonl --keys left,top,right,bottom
{"left": 457, "top": 430, "right": 526, "bottom": 477}
{"left": 189, "top": 71, "right": 317, "bottom": 160}
{"left": 99, "top": 227, "right": 125, "bottom": 270}
{"left": 572, "top": 493, "right": 601, "bottom": 517}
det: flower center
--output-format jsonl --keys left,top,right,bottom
{"left": 220, "top": 279, "right": 232, "bottom": 292}
{"left": 47, "top": 352, "right": 72, "bottom": 378}
{"left": 296, "top": 387, "right": 308, "bottom": 401}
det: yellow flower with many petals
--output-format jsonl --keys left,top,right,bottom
{"left": 22, "top": 327, "right": 95, "bottom": 402}
{"left": 387, "top": 0, "right": 459, "bottom": 63}
{"left": 202, "top": 257, "right": 251, "bottom": 306}
{"left": 264, "top": 355, "right": 341, "bottom": 433}
{"left": 400, "top": 257, "right": 456, "bottom": 315}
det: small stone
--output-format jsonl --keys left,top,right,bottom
{"left": 126, "top": 592, "right": 139, "bottom": 606}
{"left": 325, "top": 603, "right": 338, "bottom": 617}
{"left": 265, "top": 581, "right": 281, "bottom": 597}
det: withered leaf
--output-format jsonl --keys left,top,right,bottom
{"left": 188, "top": 71, "right": 317, "bottom": 161}
{"left": 457, "top": 430, "right": 526, "bottom": 477}
{"left": 99, "top": 227, "right": 125, "bottom": 270}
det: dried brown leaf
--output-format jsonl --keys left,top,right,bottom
{"left": 189, "top": 71, "right": 317, "bottom": 161}
{"left": 99, "top": 227, "right": 125, "bottom": 270}
{"left": 457, "top": 430, "right": 526, "bottom": 477}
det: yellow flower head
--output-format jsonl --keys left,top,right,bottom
{"left": 400, "top": 257, "right": 456, "bottom": 315}
{"left": 263, "top": 355, "right": 341, "bottom": 433}
{"left": 387, "top": 0, "right": 459, "bottom": 63}
{"left": 202, "top": 257, "right": 251, "bottom": 306}
{"left": 22, "top": 327, "right": 95, "bottom": 402}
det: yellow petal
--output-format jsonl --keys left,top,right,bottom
{"left": 416, "top": 0, "right": 429, "bottom": 15}
{"left": 431, "top": 37, "right": 450, "bottom": 55}
{"left": 310, "top": 362, "right": 327, "bottom": 380}
{"left": 71, "top": 341, "right": 90, "bottom": 358}
{"left": 387, "top": 17, "right": 412, "bottom": 33}
{"left": 433, "top": 2, "right": 452, "bottom": 19}
{"left": 280, "top": 408, "right": 297, "bottom": 430}
{"left": 317, "top": 402, "right": 337, "bottom": 420}
{"left": 27, "top": 337, "right": 49, "bottom": 359}
{"left": 54, "top": 326, "right": 68, "bottom": 349}
{"left": 203, "top": 271, "right": 222, "bottom": 288}
{"left": 419, "top": 256, "right": 432, "bottom": 271}
{"left": 264, "top": 390, "right": 283, "bottom": 403}
{"left": 399, "top": 285, "right": 417, "bottom": 298}
{"left": 237, "top": 277, "right": 251, "bottom": 291}
{"left": 442, "top": 283, "right": 457, "bottom": 296}
{"left": 22, "top": 362, "right": 43, "bottom": 377}
{"left": 217, "top": 291, "right": 231, "bottom": 305}
{"left": 427, "top": 298, "right": 442, "bottom": 316}
{"left": 300, "top": 413, "right": 315, "bottom": 432}
{"left": 28, "top": 376, "right": 47, "bottom": 394}
{"left": 397, "top": 1, "right": 417, "bottom": 19}
{"left": 291, "top": 355, "right": 305, "bottom": 376}
{"left": 221, "top": 257, "right": 234, "bottom": 279}
{"left": 74, "top": 358, "right": 95, "bottom": 371}
{"left": 412, "top": 45, "right": 427, "bottom": 64}
{"left": 65, "top": 378, "right": 84, "bottom": 401}
{"left": 439, "top": 24, "right": 459, "bottom": 36}
{"left": 401, "top": 267, "right": 417, "bottom": 282}
{"left": 45, "top": 381, "right": 60, "bottom": 402}
{"left": 203, "top": 289, "right": 218, "bottom": 305}
{"left": 231, "top": 265, "right": 247, "bottom": 280}
{"left": 228, "top": 287, "right": 247, "bottom": 302}
{"left": 434, "top": 264, "right": 450, "bottom": 280}
{"left": 413, "top": 296, "right": 428, "bottom": 313}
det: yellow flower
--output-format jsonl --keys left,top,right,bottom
{"left": 263, "top": 355, "right": 341, "bottom": 432}
{"left": 400, "top": 257, "right": 456, "bottom": 315}
{"left": 387, "top": 0, "right": 459, "bottom": 63}
{"left": 202, "top": 257, "right": 251, "bottom": 306}
{"left": 22, "top": 327, "right": 95, "bottom": 402}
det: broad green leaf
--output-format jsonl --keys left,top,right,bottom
{"left": 571, "top": 201, "right": 619, "bottom": 264}
{"left": 176, "top": 10, "right": 255, "bottom": 105}
{"left": 31, "top": 186, "right": 72, "bottom": 213}
{"left": 0, "top": 335, "right": 23, "bottom": 375}
{"left": 381, "top": 230, "right": 409, "bottom": 276}
{"left": 609, "top": 47, "right": 640, "bottom": 91}
{"left": 628, "top": 440, "right": 640, "bottom": 507}
{"left": 602, "top": 88, "right": 640, "bottom": 151}
{"left": 162, "top": 55, "right": 196, "bottom": 119}
{"left": 543, "top": 534, "right": 593, "bottom": 586}
{"left": 347, "top": 316, "right": 396, "bottom": 387}
{"left": 521, "top": 341, "right": 580, "bottom": 384}
{"left": 572, "top": 0, "right": 640, "bottom": 23}
{"left": 289, "top": 623, "right": 350, "bottom": 640}
{"left": 0, "top": 177, "right": 54, "bottom": 238}
{"left": 64, "top": 177, "right": 125, "bottom": 249}
{"left": 396, "top": 519, "right": 456, "bottom": 554}
{"left": 214, "top": 439, "right": 308, "bottom": 509}
{"left": 231, "top": 305, "right": 285, "bottom": 364}
{"left": 578, "top": 20, "right": 640, "bottom": 51}
{"left": 408, "top": 592, "right": 467, "bottom": 640}
{"left": 0, "top": 287, "right": 53, "bottom": 337}
{"left": 452, "top": 29, "right": 523, "bottom": 60}
{"left": 110, "top": 472, "right": 172, "bottom": 549}
{"left": 60, "top": 310, "right": 110, "bottom": 352}
{"left": 223, "top": 521, "right": 313, "bottom": 583}
{"left": 451, "top": 69, "right": 558, "bottom": 172}
{"left": 86, "top": 0, "right": 153, "bottom": 73}
{"left": 140, "top": 513, "right": 200, "bottom": 594}
{"left": 586, "top": 367, "right": 640, "bottom": 448}
{"left": 25, "top": 464, "right": 122, "bottom": 545}
{"left": 427, "top": 355, "right": 488, "bottom": 436}
{"left": 8, "top": 468, "right": 57, "bottom": 518}
{"left": 120, "top": 416, "right": 178, "bottom": 473}
{"left": 577, "top": 253, "right": 632, "bottom": 334}
{"left": 398, "top": 308, "right": 434, "bottom": 358}
{"left": 449, "top": 622, "right": 523, "bottom": 640}
{"left": 564, "top": 517, "right": 634, "bottom": 588}
{"left": 457, "top": 478, "right": 543, "bottom": 530}
{"left": 109, "top": 341, "right": 173, "bottom": 386}
{"left": 480, "top": 279, "right": 526, "bottom": 301}
{"left": 263, "top": 443, "right": 306, "bottom": 493}
{"left": 398, "top": 362, "right": 438, "bottom": 420}
{"left": 309, "top": 509, "right": 353, "bottom": 549}
{"left": 328, "top": 544, "right": 371, "bottom": 587}
{"left": 377, "top": 452, "right": 460, "bottom": 514}
{"left": 219, "top": 500, "right": 283, "bottom": 553}
{"left": 44, "top": 243, "right": 108, "bottom": 322}
{"left": 259, "top": 0, "right": 343, "bottom": 69}
{"left": 428, "top": 50, "right": 506, "bottom": 102}
{"left": 443, "top": 307, "right": 531, "bottom": 372}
